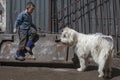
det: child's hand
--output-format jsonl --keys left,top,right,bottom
{"left": 13, "top": 28, "right": 17, "bottom": 33}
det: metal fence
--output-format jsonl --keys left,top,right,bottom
{"left": 6, "top": 0, "right": 120, "bottom": 52}
{"left": 52, "top": 0, "right": 119, "bottom": 34}
{"left": 51, "top": 0, "right": 120, "bottom": 52}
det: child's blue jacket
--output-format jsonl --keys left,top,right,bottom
{"left": 14, "top": 11, "right": 35, "bottom": 30}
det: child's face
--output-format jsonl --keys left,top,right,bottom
{"left": 27, "top": 6, "right": 35, "bottom": 14}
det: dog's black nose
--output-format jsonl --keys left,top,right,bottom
{"left": 55, "top": 39, "right": 61, "bottom": 43}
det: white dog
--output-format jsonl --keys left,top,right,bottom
{"left": 59, "top": 27, "right": 114, "bottom": 78}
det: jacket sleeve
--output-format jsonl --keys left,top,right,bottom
{"left": 14, "top": 13, "right": 24, "bottom": 29}
{"left": 31, "top": 23, "right": 37, "bottom": 31}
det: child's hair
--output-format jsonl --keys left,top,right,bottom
{"left": 26, "top": 2, "right": 35, "bottom": 9}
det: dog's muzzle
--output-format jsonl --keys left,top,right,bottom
{"left": 55, "top": 39, "right": 61, "bottom": 43}
{"left": 55, "top": 39, "right": 68, "bottom": 45}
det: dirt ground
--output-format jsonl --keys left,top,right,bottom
{"left": 0, "top": 58, "right": 120, "bottom": 80}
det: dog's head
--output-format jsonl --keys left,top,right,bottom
{"left": 58, "top": 27, "right": 78, "bottom": 46}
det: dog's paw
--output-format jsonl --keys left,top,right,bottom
{"left": 77, "top": 68, "right": 84, "bottom": 72}
{"left": 104, "top": 73, "right": 112, "bottom": 79}
{"left": 98, "top": 74, "right": 104, "bottom": 77}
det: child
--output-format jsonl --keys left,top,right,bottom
{"left": 13, "top": 2, "right": 38, "bottom": 61}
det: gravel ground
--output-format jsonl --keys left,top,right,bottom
{"left": 0, "top": 57, "right": 120, "bottom": 80}
{"left": 0, "top": 58, "right": 120, "bottom": 80}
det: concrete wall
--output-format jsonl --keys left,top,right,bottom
{"left": 0, "top": 34, "right": 73, "bottom": 63}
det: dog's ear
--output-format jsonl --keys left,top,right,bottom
{"left": 60, "top": 27, "right": 68, "bottom": 32}
{"left": 73, "top": 33, "right": 77, "bottom": 42}
{"left": 69, "top": 30, "right": 77, "bottom": 42}
{"left": 59, "top": 26, "right": 66, "bottom": 32}
{"left": 61, "top": 27, "right": 68, "bottom": 33}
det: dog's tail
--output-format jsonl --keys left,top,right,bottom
{"left": 102, "top": 35, "right": 114, "bottom": 49}
{"left": 101, "top": 35, "right": 114, "bottom": 59}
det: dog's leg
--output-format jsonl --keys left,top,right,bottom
{"left": 104, "top": 52, "right": 112, "bottom": 78}
{"left": 91, "top": 49, "right": 105, "bottom": 77}
{"left": 77, "top": 54, "right": 86, "bottom": 72}
{"left": 104, "top": 60, "right": 111, "bottom": 78}
{"left": 98, "top": 59, "right": 105, "bottom": 77}
{"left": 98, "top": 50, "right": 108, "bottom": 77}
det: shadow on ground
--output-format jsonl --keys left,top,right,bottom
{"left": 111, "top": 67, "right": 120, "bottom": 78}
{"left": 86, "top": 65, "right": 120, "bottom": 80}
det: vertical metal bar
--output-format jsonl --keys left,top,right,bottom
{"left": 53, "top": 0, "right": 55, "bottom": 33}
{"left": 87, "top": 0, "right": 90, "bottom": 33}
{"left": 36, "top": 0, "right": 39, "bottom": 31}
{"left": 39, "top": 0, "right": 42, "bottom": 32}
{"left": 40, "top": 0, "right": 45, "bottom": 32}
{"left": 77, "top": 0, "right": 81, "bottom": 32}
{"left": 75, "top": 0, "right": 79, "bottom": 31}
{"left": 100, "top": 0, "right": 104, "bottom": 33}
{"left": 108, "top": 0, "right": 111, "bottom": 35}
{"left": 10, "top": 0, "right": 13, "bottom": 33}
{"left": 96, "top": 0, "right": 101, "bottom": 32}
{"left": 79, "top": 0, "right": 82, "bottom": 32}
{"left": 89, "top": 0, "right": 92, "bottom": 33}
{"left": 58, "top": 0, "right": 62, "bottom": 32}
{"left": 114, "top": 0, "right": 119, "bottom": 52}
{"left": 83, "top": 0, "right": 86, "bottom": 33}
{"left": 117, "top": 0, "right": 120, "bottom": 54}
{"left": 63, "top": 0, "right": 66, "bottom": 27}
{"left": 109, "top": 0, "right": 114, "bottom": 36}
{"left": 69, "top": 0, "right": 72, "bottom": 27}
{"left": 103, "top": 0, "right": 108, "bottom": 35}
{"left": 48, "top": 0, "right": 51, "bottom": 33}
{"left": 94, "top": 0, "right": 96, "bottom": 33}
{"left": 56, "top": 0, "right": 59, "bottom": 33}
{"left": 6, "top": 0, "right": 8, "bottom": 32}
{"left": 103, "top": 0, "right": 106, "bottom": 34}
{"left": 51, "top": 0, "right": 55, "bottom": 33}
{"left": 55, "top": 0, "right": 58, "bottom": 33}
{"left": 90, "top": 0, "right": 94, "bottom": 33}
{"left": 95, "top": 0, "right": 98, "bottom": 32}
{"left": 61, "top": 0, "right": 65, "bottom": 28}
{"left": 51, "top": 0, "right": 53, "bottom": 33}
{"left": 113, "top": 0, "right": 118, "bottom": 52}
{"left": 44, "top": 0, "right": 46, "bottom": 31}
{"left": 80, "top": 0, "right": 83, "bottom": 33}
{"left": 67, "top": 0, "right": 69, "bottom": 27}
{"left": 118, "top": 0, "right": 120, "bottom": 36}
{"left": 106, "top": 0, "right": 109, "bottom": 35}
{"left": 85, "top": 0, "right": 89, "bottom": 33}
{"left": 116, "top": 0, "right": 120, "bottom": 52}
{"left": 71, "top": 0, "right": 75, "bottom": 29}
{"left": 34, "top": 0, "right": 37, "bottom": 29}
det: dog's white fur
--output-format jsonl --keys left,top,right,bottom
{"left": 60, "top": 27, "right": 114, "bottom": 77}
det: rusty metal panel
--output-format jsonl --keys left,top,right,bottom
{"left": 6, "top": 0, "right": 50, "bottom": 33}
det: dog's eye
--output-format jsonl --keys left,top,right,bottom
{"left": 63, "top": 34, "right": 66, "bottom": 37}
